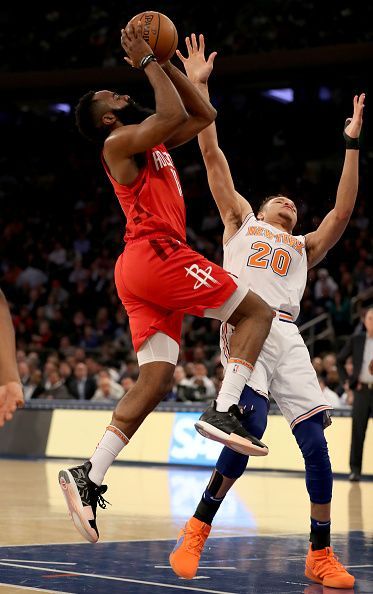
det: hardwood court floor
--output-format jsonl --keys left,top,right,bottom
{"left": 0, "top": 459, "right": 372, "bottom": 593}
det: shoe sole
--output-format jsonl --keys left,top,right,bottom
{"left": 305, "top": 566, "right": 355, "bottom": 589}
{"left": 195, "top": 421, "right": 269, "bottom": 456}
{"left": 58, "top": 469, "right": 98, "bottom": 543}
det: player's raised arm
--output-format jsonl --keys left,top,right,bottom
{"left": 305, "top": 94, "right": 365, "bottom": 269}
{"left": 178, "top": 34, "right": 252, "bottom": 242}
{"left": 104, "top": 22, "right": 188, "bottom": 160}
{"left": 160, "top": 48, "right": 217, "bottom": 149}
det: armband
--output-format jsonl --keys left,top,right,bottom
{"left": 140, "top": 54, "right": 157, "bottom": 70}
{"left": 343, "top": 119, "right": 360, "bottom": 150}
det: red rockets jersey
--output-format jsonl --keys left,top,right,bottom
{"left": 102, "top": 144, "right": 186, "bottom": 243}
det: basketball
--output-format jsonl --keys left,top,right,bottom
{"left": 128, "top": 11, "right": 178, "bottom": 65}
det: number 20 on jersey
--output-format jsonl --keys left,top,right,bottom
{"left": 247, "top": 241, "right": 291, "bottom": 276}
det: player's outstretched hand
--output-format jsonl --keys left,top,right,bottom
{"left": 176, "top": 33, "right": 217, "bottom": 84}
{"left": 344, "top": 93, "right": 365, "bottom": 138}
{"left": 0, "top": 381, "right": 24, "bottom": 427}
{"left": 121, "top": 22, "right": 153, "bottom": 69}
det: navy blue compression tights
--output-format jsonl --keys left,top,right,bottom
{"left": 215, "top": 387, "right": 332, "bottom": 505}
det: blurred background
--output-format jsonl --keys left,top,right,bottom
{"left": 0, "top": 1, "right": 372, "bottom": 408}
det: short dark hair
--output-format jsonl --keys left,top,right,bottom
{"left": 257, "top": 194, "right": 282, "bottom": 214}
{"left": 75, "top": 90, "right": 104, "bottom": 144}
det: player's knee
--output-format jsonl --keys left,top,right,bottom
{"left": 293, "top": 413, "right": 329, "bottom": 462}
{"left": 239, "top": 387, "right": 269, "bottom": 438}
{"left": 216, "top": 447, "right": 249, "bottom": 479}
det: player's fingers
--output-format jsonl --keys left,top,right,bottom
{"left": 358, "top": 93, "right": 366, "bottom": 108}
{"left": 125, "top": 23, "right": 135, "bottom": 38}
{"left": 124, "top": 57, "right": 134, "bottom": 67}
{"left": 207, "top": 51, "right": 217, "bottom": 66}
{"left": 191, "top": 33, "right": 198, "bottom": 52}
{"left": 135, "top": 21, "right": 142, "bottom": 38}
{"left": 199, "top": 34, "right": 205, "bottom": 53}
{"left": 123, "top": 28, "right": 132, "bottom": 44}
{"left": 176, "top": 49, "right": 187, "bottom": 63}
{"left": 185, "top": 36, "right": 192, "bottom": 55}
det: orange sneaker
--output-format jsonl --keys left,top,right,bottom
{"left": 305, "top": 544, "right": 355, "bottom": 589}
{"left": 169, "top": 517, "right": 211, "bottom": 579}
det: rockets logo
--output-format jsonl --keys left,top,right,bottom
{"left": 184, "top": 264, "right": 220, "bottom": 289}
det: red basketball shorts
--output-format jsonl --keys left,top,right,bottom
{"left": 114, "top": 237, "right": 240, "bottom": 352}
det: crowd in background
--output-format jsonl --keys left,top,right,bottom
{"left": 15, "top": 343, "right": 354, "bottom": 409}
{"left": 2, "top": 1, "right": 372, "bottom": 72}
{"left": 1, "top": 3, "right": 372, "bottom": 408}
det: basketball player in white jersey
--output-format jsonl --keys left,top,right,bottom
{"left": 169, "top": 34, "right": 364, "bottom": 589}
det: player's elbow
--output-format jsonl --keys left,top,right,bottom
{"left": 201, "top": 106, "right": 217, "bottom": 128}
{"left": 334, "top": 208, "right": 353, "bottom": 222}
{"left": 169, "top": 110, "right": 189, "bottom": 128}
{"left": 206, "top": 105, "right": 217, "bottom": 122}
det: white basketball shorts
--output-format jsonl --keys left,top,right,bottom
{"left": 221, "top": 312, "right": 332, "bottom": 429}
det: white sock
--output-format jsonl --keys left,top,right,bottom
{"left": 88, "top": 425, "right": 129, "bottom": 486}
{"left": 215, "top": 358, "right": 254, "bottom": 412}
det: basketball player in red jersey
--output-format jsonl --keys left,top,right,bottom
{"left": 58, "top": 22, "right": 273, "bottom": 543}
{"left": 0, "top": 289, "right": 23, "bottom": 426}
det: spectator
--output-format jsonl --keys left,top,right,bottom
{"left": 186, "top": 363, "right": 216, "bottom": 401}
{"left": 312, "top": 356, "right": 324, "bottom": 375}
{"left": 28, "top": 370, "right": 45, "bottom": 400}
{"left": 120, "top": 376, "right": 135, "bottom": 395}
{"left": 314, "top": 268, "right": 338, "bottom": 301}
{"left": 59, "top": 361, "right": 74, "bottom": 393}
{"left": 337, "top": 307, "right": 373, "bottom": 482}
{"left": 18, "top": 361, "right": 31, "bottom": 396}
{"left": 171, "top": 365, "right": 197, "bottom": 402}
{"left": 68, "top": 362, "right": 96, "bottom": 400}
{"left": 39, "top": 369, "right": 72, "bottom": 399}
{"left": 92, "top": 376, "right": 124, "bottom": 402}
{"left": 317, "top": 376, "right": 350, "bottom": 409}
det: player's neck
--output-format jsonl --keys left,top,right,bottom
{"left": 262, "top": 217, "right": 293, "bottom": 234}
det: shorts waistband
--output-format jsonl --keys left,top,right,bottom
{"left": 273, "top": 309, "right": 294, "bottom": 323}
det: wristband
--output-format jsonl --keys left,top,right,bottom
{"left": 343, "top": 119, "right": 360, "bottom": 150}
{"left": 139, "top": 54, "right": 157, "bottom": 70}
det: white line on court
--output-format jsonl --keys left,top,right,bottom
{"left": 0, "top": 561, "right": 239, "bottom": 594}
{"left": 345, "top": 564, "right": 373, "bottom": 568}
{"left": 0, "top": 559, "right": 76, "bottom": 565}
{"left": 0, "top": 583, "right": 73, "bottom": 594}
{"left": 155, "top": 566, "right": 237, "bottom": 570}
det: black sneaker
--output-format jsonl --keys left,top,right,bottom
{"left": 195, "top": 402, "right": 269, "bottom": 456}
{"left": 58, "top": 461, "right": 109, "bottom": 543}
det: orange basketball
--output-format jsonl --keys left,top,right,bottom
{"left": 128, "top": 11, "right": 178, "bottom": 65}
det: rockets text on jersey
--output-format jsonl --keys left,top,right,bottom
{"left": 102, "top": 144, "right": 186, "bottom": 243}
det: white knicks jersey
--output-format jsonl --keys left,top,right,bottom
{"left": 224, "top": 212, "right": 307, "bottom": 320}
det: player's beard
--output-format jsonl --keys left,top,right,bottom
{"left": 112, "top": 98, "right": 154, "bottom": 125}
